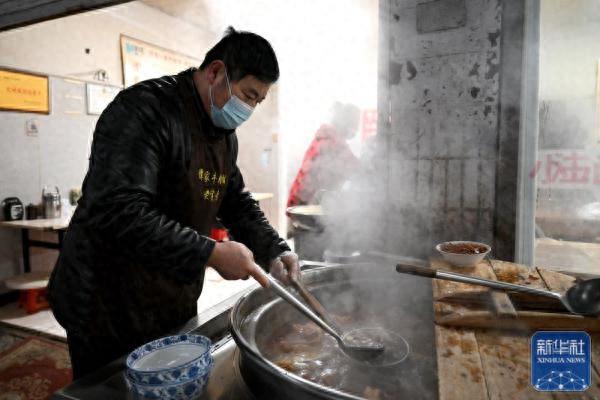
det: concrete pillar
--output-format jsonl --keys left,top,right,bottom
{"left": 378, "top": 0, "right": 525, "bottom": 260}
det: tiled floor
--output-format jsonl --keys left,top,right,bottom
{"left": 0, "top": 267, "right": 257, "bottom": 340}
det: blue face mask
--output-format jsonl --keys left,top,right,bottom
{"left": 209, "top": 70, "right": 254, "bottom": 129}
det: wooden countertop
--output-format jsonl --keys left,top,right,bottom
{"left": 0, "top": 217, "right": 70, "bottom": 231}
{"left": 432, "top": 259, "right": 600, "bottom": 399}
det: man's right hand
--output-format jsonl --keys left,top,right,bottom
{"left": 207, "top": 241, "right": 270, "bottom": 288}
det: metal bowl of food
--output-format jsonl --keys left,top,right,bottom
{"left": 435, "top": 241, "right": 491, "bottom": 267}
{"left": 230, "top": 263, "right": 437, "bottom": 400}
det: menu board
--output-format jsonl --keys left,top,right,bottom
{"left": 0, "top": 68, "right": 49, "bottom": 113}
{"left": 120, "top": 35, "right": 201, "bottom": 87}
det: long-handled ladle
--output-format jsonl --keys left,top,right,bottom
{"left": 254, "top": 268, "right": 385, "bottom": 360}
{"left": 396, "top": 263, "right": 600, "bottom": 317}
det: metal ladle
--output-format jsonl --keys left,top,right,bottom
{"left": 396, "top": 263, "right": 600, "bottom": 317}
{"left": 255, "top": 269, "right": 385, "bottom": 360}
{"left": 289, "top": 275, "right": 344, "bottom": 333}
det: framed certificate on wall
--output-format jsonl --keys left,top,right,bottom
{"left": 86, "top": 83, "right": 121, "bottom": 115}
{"left": 0, "top": 68, "right": 49, "bottom": 114}
{"left": 120, "top": 35, "right": 201, "bottom": 87}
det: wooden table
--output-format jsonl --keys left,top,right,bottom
{"left": 0, "top": 217, "right": 70, "bottom": 273}
{"left": 431, "top": 259, "right": 600, "bottom": 399}
{"left": 0, "top": 194, "right": 271, "bottom": 274}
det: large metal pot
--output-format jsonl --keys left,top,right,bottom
{"left": 230, "top": 263, "right": 438, "bottom": 400}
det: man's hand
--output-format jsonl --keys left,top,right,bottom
{"left": 207, "top": 241, "right": 269, "bottom": 288}
{"left": 269, "top": 251, "right": 300, "bottom": 285}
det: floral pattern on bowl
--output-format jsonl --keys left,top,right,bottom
{"left": 125, "top": 358, "right": 213, "bottom": 400}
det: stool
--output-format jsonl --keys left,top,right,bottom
{"left": 4, "top": 272, "right": 50, "bottom": 314}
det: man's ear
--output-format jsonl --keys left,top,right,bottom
{"left": 206, "top": 60, "right": 226, "bottom": 85}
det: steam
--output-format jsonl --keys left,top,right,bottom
{"left": 316, "top": 130, "right": 390, "bottom": 259}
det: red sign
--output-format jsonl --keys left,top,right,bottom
{"left": 531, "top": 150, "right": 600, "bottom": 188}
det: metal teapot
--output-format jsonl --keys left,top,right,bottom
{"left": 42, "top": 186, "right": 61, "bottom": 219}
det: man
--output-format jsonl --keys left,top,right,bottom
{"left": 287, "top": 102, "right": 361, "bottom": 207}
{"left": 48, "top": 27, "right": 299, "bottom": 379}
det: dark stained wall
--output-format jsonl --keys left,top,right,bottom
{"left": 377, "top": 0, "right": 524, "bottom": 260}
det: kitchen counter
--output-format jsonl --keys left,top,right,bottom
{"left": 431, "top": 259, "right": 600, "bottom": 399}
{"left": 53, "top": 259, "right": 598, "bottom": 400}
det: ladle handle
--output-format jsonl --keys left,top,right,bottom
{"left": 396, "top": 263, "right": 562, "bottom": 301}
{"left": 257, "top": 269, "right": 342, "bottom": 341}
{"left": 395, "top": 264, "right": 436, "bottom": 278}
{"left": 290, "top": 276, "right": 342, "bottom": 334}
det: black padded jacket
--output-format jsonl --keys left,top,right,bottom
{"left": 48, "top": 69, "right": 289, "bottom": 351}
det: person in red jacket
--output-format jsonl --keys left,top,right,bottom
{"left": 288, "top": 102, "right": 361, "bottom": 207}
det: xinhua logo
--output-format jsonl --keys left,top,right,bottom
{"left": 531, "top": 331, "right": 591, "bottom": 392}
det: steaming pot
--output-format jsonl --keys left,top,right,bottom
{"left": 230, "top": 263, "right": 437, "bottom": 399}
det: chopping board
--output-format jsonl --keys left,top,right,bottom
{"left": 432, "top": 259, "right": 600, "bottom": 400}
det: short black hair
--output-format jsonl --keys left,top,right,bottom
{"left": 200, "top": 26, "right": 279, "bottom": 83}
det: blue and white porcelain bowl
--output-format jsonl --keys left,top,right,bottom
{"left": 126, "top": 334, "right": 213, "bottom": 386}
{"left": 125, "top": 358, "right": 213, "bottom": 400}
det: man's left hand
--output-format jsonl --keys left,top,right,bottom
{"left": 269, "top": 251, "right": 300, "bottom": 285}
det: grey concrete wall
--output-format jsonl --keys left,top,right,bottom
{"left": 378, "top": 0, "right": 521, "bottom": 259}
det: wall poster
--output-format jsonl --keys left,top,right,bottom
{"left": 120, "top": 35, "right": 201, "bottom": 87}
{"left": 0, "top": 68, "right": 49, "bottom": 114}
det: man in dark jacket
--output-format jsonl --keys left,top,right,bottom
{"left": 48, "top": 27, "right": 299, "bottom": 379}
